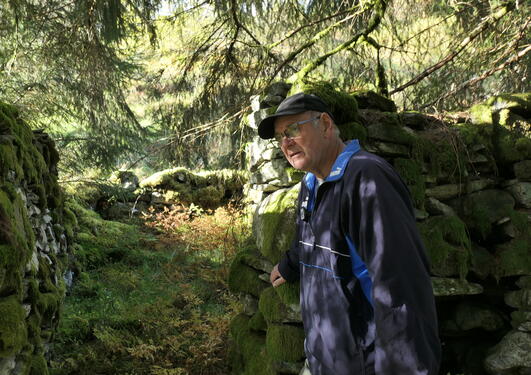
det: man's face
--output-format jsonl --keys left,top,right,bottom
{"left": 274, "top": 112, "right": 326, "bottom": 174}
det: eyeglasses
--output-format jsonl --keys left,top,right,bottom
{"left": 273, "top": 115, "right": 321, "bottom": 145}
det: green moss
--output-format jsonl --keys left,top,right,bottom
{"left": 248, "top": 311, "right": 267, "bottom": 332}
{"left": 497, "top": 237, "right": 531, "bottom": 278}
{"left": 338, "top": 121, "right": 367, "bottom": 143}
{"left": 229, "top": 314, "right": 274, "bottom": 375}
{"left": 470, "top": 104, "right": 493, "bottom": 125}
{"left": 273, "top": 281, "right": 300, "bottom": 309}
{"left": 394, "top": 158, "right": 425, "bottom": 209}
{"left": 288, "top": 80, "right": 358, "bottom": 125}
{"left": 418, "top": 215, "right": 471, "bottom": 279}
{"left": 0, "top": 295, "right": 28, "bottom": 357}
{"left": 30, "top": 353, "right": 49, "bottom": 375}
{"left": 228, "top": 258, "right": 268, "bottom": 297}
{"left": 259, "top": 287, "right": 289, "bottom": 323}
{"left": 257, "top": 185, "right": 299, "bottom": 263}
{"left": 265, "top": 324, "right": 305, "bottom": 362}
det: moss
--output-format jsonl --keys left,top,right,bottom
{"left": 256, "top": 185, "right": 299, "bottom": 263}
{"left": 248, "top": 311, "right": 267, "bottom": 332}
{"left": 394, "top": 158, "right": 425, "bottom": 209}
{"left": 229, "top": 314, "right": 274, "bottom": 375}
{"left": 338, "top": 121, "right": 367, "bottom": 143}
{"left": 0, "top": 295, "right": 28, "bottom": 357}
{"left": 30, "top": 353, "right": 49, "bottom": 375}
{"left": 497, "top": 237, "right": 531, "bottom": 278}
{"left": 418, "top": 215, "right": 471, "bottom": 279}
{"left": 288, "top": 80, "right": 359, "bottom": 125}
{"left": 460, "top": 189, "right": 515, "bottom": 241}
{"left": 259, "top": 287, "right": 290, "bottom": 323}
{"left": 351, "top": 90, "right": 397, "bottom": 112}
{"left": 265, "top": 324, "right": 305, "bottom": 362}
{"left": 228, "top": 257, "right": 268, "bottom": 297}
{"left": 470, "top": 104, "right": 493, "bottom": 125}
{"left": 272, "top": 281, "right": 300, "bottom": 309}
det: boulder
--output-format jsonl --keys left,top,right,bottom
{"left": 484, "top": 331, "right": 531, "bottom": 375}
{"left": 431, "top": 277, "right": 483, "bottom": 296}
{"left": 253, "top": 184, "right": 300, "bottom": 263}
{"left": 506, "top": 182, "right": 531, "bottom": 209}
{"left": 514, "top": 160, "right": 531, "bottom": 181}
{"left": 352, "top": 90, "right": 397, "bottom": 112}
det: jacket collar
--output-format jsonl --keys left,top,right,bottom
{"left": 304, "top": 139, "right": 361, "bottom": 191}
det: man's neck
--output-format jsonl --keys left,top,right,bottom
{"left": 313, "top": 140, "right": 346, "bottom": 180}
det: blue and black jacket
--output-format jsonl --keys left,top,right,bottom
{"left": 278, "top": 140, "right": 441, "bottom": 375}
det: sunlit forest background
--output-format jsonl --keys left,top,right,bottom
{"left": 0, "top": 0, "right": 529, "bottom": 374}
{"left": 2, "top": 0, "right": 529, "bottom": 178}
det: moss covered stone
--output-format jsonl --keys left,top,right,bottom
{"left": 30, "top": 353, "right": 49, "bottom": 375}
{"left": 352, "top": 90, "right": 397, "bottom": 112}
{"left": 265, "top": 324, "right": 305, "bottom": 362}
{"left": 229, "top": 313, "right": 275, "bottom": 375}
{"left": 253, "top": 184, "right": 300, "bottom": 263}
{"left": 394, "top": 158, "right": 425, "bottom": 209}
{"left": 248, "top": 311, "right": 268, "bottom": 332}
{"left": 228, "top": 254, "right": 269, "bottom": 297}
{"left": 259, "top": 286, "right": 300, "bottom": 324}
{"left": 458, "top": 189, "right": 515, "bottom": 241}
{"left": 338, "top": 122, "right": 367, "bottom": 143}
{"left": 418, "top": 215, "right": 471, "bottom": 278}
{"left": 287, "top": 80, "right": 359, "bottom": 125}
{"left": 0, "top": 295, "right": 27, "bottom": 357}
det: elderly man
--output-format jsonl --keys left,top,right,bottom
{"left": 257, "top": 93, "right": 441, "bottom": 375}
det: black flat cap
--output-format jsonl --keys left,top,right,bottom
{"left": 257, "top": 93, "right": 334, "bottom": 139}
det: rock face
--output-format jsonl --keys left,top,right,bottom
{"left": 229, "top": 86, "right": 531, "bottom": 375}
{"left": 0, "top": 103, "right": 74, "bottom": 374}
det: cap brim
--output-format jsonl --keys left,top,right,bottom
{"left": 257, "top": 108, "right": 306, "bottom": 139}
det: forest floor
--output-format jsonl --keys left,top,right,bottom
{"left": 50, "top": 202, "right": 248, "bottom": 375}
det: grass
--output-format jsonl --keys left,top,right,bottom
{"left": 50, "top": 202, "right": 248, "bottom": 375}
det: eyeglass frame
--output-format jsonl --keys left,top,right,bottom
{"left": 272, "top": 114, "right": 322, "bottom": 145}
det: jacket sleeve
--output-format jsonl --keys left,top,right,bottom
{"left": 277, "top": 186, "right": 304, "bottom": 282}
{"left": 344, "top": 159, "right": 441, "bottom": 375}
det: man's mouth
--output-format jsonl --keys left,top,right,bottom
{"left": 289, "top": 151, "right": 301, "bottom": 158}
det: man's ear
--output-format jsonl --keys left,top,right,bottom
{"left": 321, "top": 112, "right": 334, "bottom": 135}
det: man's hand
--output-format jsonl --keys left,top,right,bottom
{"left": 270, "top": 263, "right": 286, "bottom": 287}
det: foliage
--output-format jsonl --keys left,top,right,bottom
{"left": 1, "top": 0, "right": 529, "bottom": 172}
{"left": 50, "top": 200, "right": 249, "bottom": 374}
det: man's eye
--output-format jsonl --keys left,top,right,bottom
{"left": 285, "top": 125, "right": 299, "bottom": 138}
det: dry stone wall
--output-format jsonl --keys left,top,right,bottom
{"left": 0, "top": 104, "right": 74, "bottom": 375}
{"left": 229, "top": 83, "right": 531, "bottom": 375}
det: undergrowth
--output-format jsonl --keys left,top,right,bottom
{"left": 50, "top": 202, "right": 248, "bottom": 375}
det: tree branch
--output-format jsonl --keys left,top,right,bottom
{"left": 287, "top": 0, "right": 388, "bottom": 83}
{"left": 389, "top": 3, "right": 514, "bottom": 96}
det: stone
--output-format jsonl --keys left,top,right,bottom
{"left": 514, "top": 160, "right": 531, "bottom": 181}
{"left": 399, "top": 111, "right": 429, "bottom": 130}
{"left": 272, "top": 360, "right": 303, "bottom": 374}
{"left": 505, "top": 290, "right": 531, "bottom": 310}
{"left": 458, "top": 189, "right": 515, "bottom": 240}
{"left": 365, "top": 141, "right": 410, "bottom": 157}
{"left": 246, "top": 139, "right": 283, "bottom": 170}
{"left": 241, "top": 293, "right": 259, "bottom": 315}
{"left": 0, "top": 357, "right": 16, "bottom": 375}
{"left": 431, "top": 277, "right": 483, "bottom": 296}
{"left": 452, "top": 302, "right": 505, "bottom": 332}
{"left": 484, "top": 331, "right": 531, "bottom": 375}
{"left": 426, "top": 178, "right": 494, "bottom": 200}
{"left": 517, "top": 276, "right": 531, "bottom": 289}
{"left": 266, "top": 81, "right": 291, "bottom": 97}
{"left": 352, "top": 90, "right": 397, "bottom": 112}
{"left": 426, "top": 197, "right": 456, "bottom": 216}
{"left": 415, "top": 209, "right": 429, "bottom": 220}
{"left": 511, "top": 311, "right": 531, "bottom": 332}
{"left": 247, "top": 107, "right": 276, "bottom": 130}
{"left": 253, "top": 184, "right": 300, "bottom": 263}
{"left": 495, "top": 236, "right": 531, "bottom": 278}
{"left": 506, "top": 182, "right": 531, "bottom": 209}
{"left": 366, "top": 120, "right": 415, "bottom": 145}
{"left": 470, "top": 244, "right": 496, "bottom": 279}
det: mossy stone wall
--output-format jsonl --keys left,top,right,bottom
{"left": 231, "top": 84, "right": 531, "bottom": 375}
{"left": 0, "top": 103, "right": 72, "bottom": 375}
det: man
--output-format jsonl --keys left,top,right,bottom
{"left": 257, "top": 93, "right": 441, "bottom": 375}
